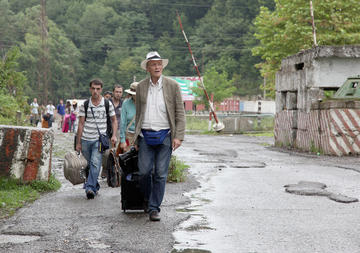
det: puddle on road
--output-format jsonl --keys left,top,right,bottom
{"left": 0, "top": 234, "right": 41, "bottom": 244}
{"left": 171, "top": 249, "right": 212, "bottom": 253}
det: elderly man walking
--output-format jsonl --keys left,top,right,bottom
{"left": 134, "top": 51, "right": 186, "bottom": 221}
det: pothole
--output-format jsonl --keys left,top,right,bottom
{"left": 284, "top": 181, "right": 359, "bottom": 203}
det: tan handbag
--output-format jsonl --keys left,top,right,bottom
{"left": 63, "top": 151, "right": 88, "bottom": 185}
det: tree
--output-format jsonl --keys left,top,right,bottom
{"left": 253, "top": 0, "right": 360, "bottom": 98}
{"left": 191, "top": 0, "right": 274, "bottom": 97}
{"left": 16, "top": 6, "right": 83, "bottom": 102}
{"left": 191, "top": 67, "right": 236, "bottom": 109}
{"left": 0, "top": 47, "right": 29, "bottom": 124}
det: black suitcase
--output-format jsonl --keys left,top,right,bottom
{"left": 119, "top": 147, "right": 144, "bottom": 212}
{"left": 120, "top": 173, "right": 144, "bottom": 212}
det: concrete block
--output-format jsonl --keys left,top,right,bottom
{"left": 275, "top": 92, "right": 286, "bottom": 113}
{"left": 0, "top": 125, "right": 54, "bottom": 182}
{"left": 286, "top": 92, "right": 297, "bottom": 110}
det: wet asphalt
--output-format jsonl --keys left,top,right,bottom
{"left": 173, "top": 134, "right": 360, "bottom": 253}
{"left": 0, "top": 126, "right": 198, "bottom": 253}
{"left": 1, "top": 126, "right": 360, "bottom": 253}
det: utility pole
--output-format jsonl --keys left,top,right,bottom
{"left": 310, "top": 0, "right": 317, "bottom": 47}
{"left": 39, "top": 0, "right": 50, "bottom": 104}
{"left": 263, "top": 76, "right": 266, "bottom": 99}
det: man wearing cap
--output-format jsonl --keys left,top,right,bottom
{"left": 134, "top": 51, "right": 186, "bottom": 221}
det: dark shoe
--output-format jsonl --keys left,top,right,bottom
{"left": 149, "top": 211, "right": 160, "bottom": 222}
{"left": 86, "top": 190, "right": 95, "bottom": 199}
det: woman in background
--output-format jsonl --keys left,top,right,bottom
{"left": 62, "top": 100, "right": 71, "bottom": 133}
{"left": 119, "top": 82, "right": 138, "bottom": 152}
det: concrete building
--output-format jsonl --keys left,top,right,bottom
{"left": 275, "top": 45, "right": 360, "bottom": 155}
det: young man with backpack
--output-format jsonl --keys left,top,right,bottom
{"left": 76, "top": 79, "right": 118, "bottom": 199}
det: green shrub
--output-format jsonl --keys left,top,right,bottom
{"left": 167, "top": 155, "right": 189, "bottom": 183}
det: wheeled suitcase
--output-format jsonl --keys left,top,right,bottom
{"left": 118, "top": 147, "right": 144, "bottom": 212}
{"left": 120, "top": 173, "right": 144, "bottom": 212}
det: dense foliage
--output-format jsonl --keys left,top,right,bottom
{"left": 0, "top": 47, "right": 28, "bottom": 124}
{"left": 253, "top": 0, "right": 360, "bottom": 97}
{"left": 0, "top": 0, "right": 274, "bottom": 108}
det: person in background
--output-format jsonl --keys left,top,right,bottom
{"left": 101, "top": 84, "right": 124, "bottom": 178}
{"left": 111, "top": 84, "right": 124, "bottom": 144}
{"left": 30, "top": 98, "right": 39, "bottom": 127}
{"left": 46, "top": 101, "right": 55, "bottom": 128}
{"left": 62, "top": 101, "right": 71, "bottom": 133}
{"left": 104, "top": 91, "right": 112, "bottom": 100}
{"left": 120, "top": 82, "right": 138, "bottom": 152}
{"left": 57, "top": 99, "right": 66, "bottom": 130}
{"left": 70, "top": 100, "right": 79, "bottom": 133}
{"left": 134, "top": 51, "right": 186, "bottom": 221}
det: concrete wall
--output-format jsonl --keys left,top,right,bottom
{"left": 275, "top": 46, "right": 360, "bottom": 155}
{"left": 276, "top": 45, "right": 360, "bottom": 112}
{"left": 0, "top": 125, "right": 54, "bottom": 181}
{"left": 242, "top": 101, "right": 275, "bottom": 114}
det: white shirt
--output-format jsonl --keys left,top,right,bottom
{"left": 46, "top": 104, "right": 55, "bottom": 115}
{"left": 30, "top": 102, "right": 39, "bottom": 114}
{"left": 142, "top": 75, "right": 170, "bottom": 131}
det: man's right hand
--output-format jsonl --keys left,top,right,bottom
{"left": 75, "top": 143, "right": 81, "bottom": 153}
{"left": 134, "top": 144, "right": 139, "bottom": 151}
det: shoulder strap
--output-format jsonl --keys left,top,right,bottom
{"left": 105, "top": 99, "right": 109, "bottom": 117}
{"left": 126, "top": 115, "right": 136, "bottom": 133}
{"left": 90, "top": 107, "right": 101, "bottom": 136}
{"left": 84, "top": 99, "right": 89, "bottom": 120}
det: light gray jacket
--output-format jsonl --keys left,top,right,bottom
{"left": 134, "top": 76, "right": 186, "bottom": 144}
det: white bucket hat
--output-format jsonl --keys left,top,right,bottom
{"left": 140, "top": 51, "right": 168, "bottom": 70}
{"left": 125, "top": 82, "right": 138, "bottom": 95}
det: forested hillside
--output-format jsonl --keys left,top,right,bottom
{"left": 0, "top": 0, "right": 274, "bottom": 104}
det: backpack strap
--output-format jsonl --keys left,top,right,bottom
{"left": 85, "top": 98, "right": 109, "bottom": 120}
{"left": 84, "top": 98, "right": 112, "bottom": 136}
{"left": 105, "top": 99, "right": 109, "bottom": 117}
{"left": 84, "top": 99, "right": 89, "bottom": 120}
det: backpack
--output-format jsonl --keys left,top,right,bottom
{"left": 84, "top": 98, "right": 113, "bottom": 137}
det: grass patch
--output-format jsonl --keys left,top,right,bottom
{"left": 186, "top": 115, "right": 209, "bottom": 132}
{"left": 0, "top": 174, "right": 61, "bottom": 219}
{"left": 244, "top": 131, "right": 274, "bottom": 137}
{"left": 167, "top": 155, "right": 189, "bottom": 183}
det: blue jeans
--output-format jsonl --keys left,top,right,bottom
{"left": 138, "top": 134, "right": 172, "bottom": 213}
{"left": 81, "top": 139, "right": 102, "bottom": 194}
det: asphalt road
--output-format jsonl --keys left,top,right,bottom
{"left": 0, "top": 128, "right": 198, "bottom": 253}
{"left": 173, "top": 134, "right": 360, "bottom": 253}
{"left": 1, "top": 130, "right": 360, "bottom": 253}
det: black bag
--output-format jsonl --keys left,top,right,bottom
{"left": 106, "top": 149, "right": 121, "bottom": 188}
{"left": 98, "top": 134, "right": 110, "bottom": 153}
{"left": 121, "top": 172, "right": 144, "bottom": 212}
{"left": 118, "top": 147, "right": 143, "bottom": 212}
{"left": 118, "top": 147, "right": 138, "bottom": 175}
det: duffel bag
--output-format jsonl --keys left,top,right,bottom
{"left": 119, "top": 147, "right": 139, "bottom": 175}
{"left": 106, "top": 149, "right": 121, "bottom": 188}
{"left": 63, "top": 151, "right": 88, "bottom": 185}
